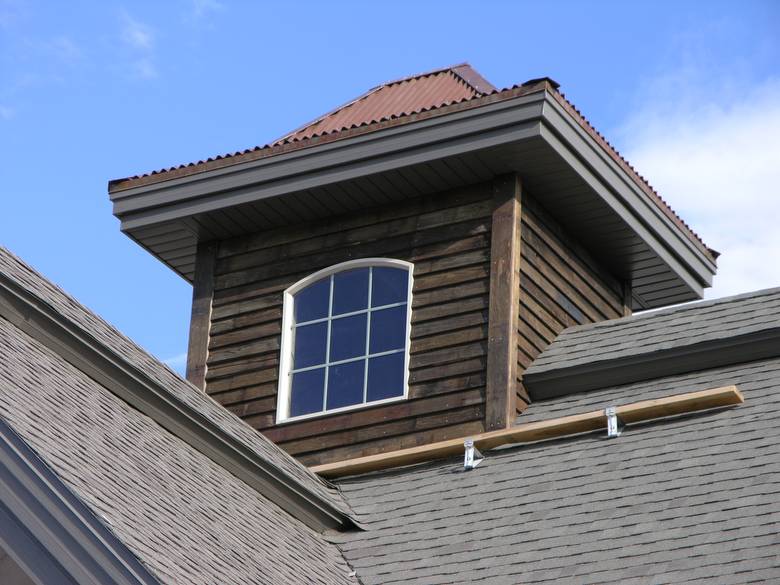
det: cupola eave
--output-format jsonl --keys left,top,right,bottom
{"left": 109, "top": 85, "right": 716, "bottom": 310}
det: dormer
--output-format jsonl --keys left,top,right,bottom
{"left": 109, "top": 64, "right": 717, "bottom": 466}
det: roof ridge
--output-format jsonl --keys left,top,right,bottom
{"left": 377, "top": 62, "right": 471, "bottom": 88}
{"left": 558, "top": 286, "right": 780, "bottom": 338}
{"left": 271, "top": 63, "right": 484, "bottom": 146}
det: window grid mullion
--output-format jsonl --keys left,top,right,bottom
{"left": 291, "top": 349, "right": 404, "bottom": 374}
{"left": 321, "top": 274, "right": 335, "bottom": 411}
{"left": 362, "top": 267, "right": 373, "bottom": 403}
{"left": 294, "top": 300, "right": 406, "bottom": 327}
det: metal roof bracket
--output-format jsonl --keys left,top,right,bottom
{"left": 464, "top": 438, "right": 484, "bottom": 470}
{"left": 605, "top": 406, "right": 624, "bottom": 438}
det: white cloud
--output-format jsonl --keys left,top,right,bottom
{"left": 0, "top": 0, "right": 25, "bottom": 29}
{"left": 621, "top": 77, "right": 780, "bottom": 300}
{"left": 120, "top": 12, "right": 154, "bottom": 50}
{"left": 191, "top": 0, "right": 223, "bottom": 19}
{"left": 132, "top": 57, "right": 158, "bottom": 79}
{"left": 119, "top": 10, "right": 157, "bottom": 79}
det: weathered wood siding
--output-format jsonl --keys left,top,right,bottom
{"left": 516, "top": 194, "right": 625, "bottom": 412}
{"left": 205, "top": 184, "right": 494, "bottom": 465}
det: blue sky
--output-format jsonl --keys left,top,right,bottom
{"left": 1, "top": 0, "right": 779, "bottom": 372}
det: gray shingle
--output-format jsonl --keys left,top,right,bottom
{"left": 334, "top": 356, "right": 780, "bottom": 584}
{"left": 526, "top": 287, "right": 780, "bottom": 377}
{"left": 0, "top": 246, "right": 349, "bottom": 517}
{"left": 0, "top": 315, "right": 358, "bottom": 585}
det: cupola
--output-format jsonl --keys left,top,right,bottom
{"left": 109, "top": 64, "right": 717, "bottom": 466}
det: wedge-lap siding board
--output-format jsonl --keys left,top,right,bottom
{"left": 198, "top": 181, "right": 625, "bottom": 465}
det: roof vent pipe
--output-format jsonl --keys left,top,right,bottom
{"left": 605, "top": 407, "right": 624, "bottom": 438}
{"left": 464, "top": 438, "right": 484, "bottom": 470}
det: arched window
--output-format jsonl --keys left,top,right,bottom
{"left": 276, "top": 259, "right": 413, "bottom": 422}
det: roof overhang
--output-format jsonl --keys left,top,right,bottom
{"left": 110, "top": 88, "right": 717, "bottom": 309}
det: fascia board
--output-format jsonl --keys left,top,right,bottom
{"left": 0, "top": 274, "right": 353, "bottom": 532}
{"left": 541, "top": 95, "right": 716, "bottom": 280}
{"left": 112, "top": 95, "right": 547, "bottom": 224}
{"left": 0, "top": 418, "right": 161, "bottom": 585}
{"left": 537, "top": 122, "right": 705, "bottom": 298}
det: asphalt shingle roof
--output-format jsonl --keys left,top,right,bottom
{"left": 525, "top": 287, "right": 780, "bottom": 385}
{"left": 0, "top": 313, "right": 359, "bottom": 585}
{"left": 333, "top": 355, "right": 780, "bottom": 584}
{"left": 0, "top": 246, "right": 350, "bottom": 518}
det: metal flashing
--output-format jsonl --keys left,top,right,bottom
{"left": 463, "top": 439, "right": 484, "bottom": 470}
{"left": 605, "top": 407, "right": 623, "bottom": 438}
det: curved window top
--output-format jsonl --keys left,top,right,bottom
{"left": 277, "top": 259, "right": 413, "bottom": 423}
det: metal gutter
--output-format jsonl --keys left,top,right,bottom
{"left": 0, "top": 273, "right": 355, "bottom": 532}
{"left": 0, "top": 417, "right": 162, "bottom": 585}
{"left": 111, "top": 92, "right": 548, "bottom": 226}
{"left": 523, "top": 327, "right": 780, "bottom": 400}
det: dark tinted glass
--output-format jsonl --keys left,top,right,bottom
{"left": 290, "top": 368, "right": 325, "bottom": 416}
{"left": 293, "top": 322, "right": 327, "bottom": 368}
{"left": 294, "top": 277, "right": 330, "bottom": 323}
{"left": 369, "top": 305, "right": 407, "bottom": 354}
{"left": 332, "top": 268, "right": 369, "bottom": 315}
{"left": 371, "top": 267, "right": 408, "bottom": 307}
{"left": 329, "top": 314, "right": 367, "bottom": 361}
{"left": 326, "top": 361, "right": 365, "bottom": 409}
{"left": 366, "top": 353, "right": 405, "bottom": 401}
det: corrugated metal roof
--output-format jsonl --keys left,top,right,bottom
{"left": 273, "top": 63, "right": 494, "bottom": 145}
{"left": 107, "top": 65, "right": 716, "bottom": 262}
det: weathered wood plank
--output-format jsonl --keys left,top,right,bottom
{"left": 311, "top": 386, "right": 744, "bottom": 477}
{"left": 218, "top": 182, "right": 491, "bottom": 258}
{"left": 297, "top": 420, "right": 486, "bottom": 467}
{"left": 263, "top": 388, "right": 486, "bottom": 441}
{"left": 485, "top": 174, "right": 522, "bottom": 431}
{"left": 185, "top": 241, "right": 217, "bottom": 390}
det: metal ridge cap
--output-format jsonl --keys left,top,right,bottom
{"left": 524, "top": 326, "right": 780, "bottom": 399}
{"left": 0, "top": 271, "right": 356, "bottom": 532}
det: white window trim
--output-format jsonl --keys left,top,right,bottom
{"left": 276, "top": 258, "right": 414, "bottom": 424}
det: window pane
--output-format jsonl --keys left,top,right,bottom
{"left": 367, "top": 353, "right": 405, "bottom": 402}
{"left": 369, "top": 305, "right": 407, "bottom": 354}
{"left": 332, "top": 268, "right": 369, "bottom": 315}
{"left": 293, "top": 322, "right": 327, "bottom": 369}
{"left": 290, "top": 368, "right": 325, "bottom": 417}
{"left": 326, "top": 360, "right": 365, "bottom": 410}
{"left": 371, "top": 266, "right": 408, "bottom": 307}
{"left": 294, "top": 277, "right": 330, "bottom": 323}
{"left": 330, "top": 314, "right": 367, "bottom": 362}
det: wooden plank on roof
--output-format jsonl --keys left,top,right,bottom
{"left": 311, "top": 385, "right": 743, "bottom": 478}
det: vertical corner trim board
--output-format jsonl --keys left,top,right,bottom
{"left": 186, "top": 241, "right": 218, "bottom": 390}
{"left": 485, "top": 174, "right": 522, "bottom": 431}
